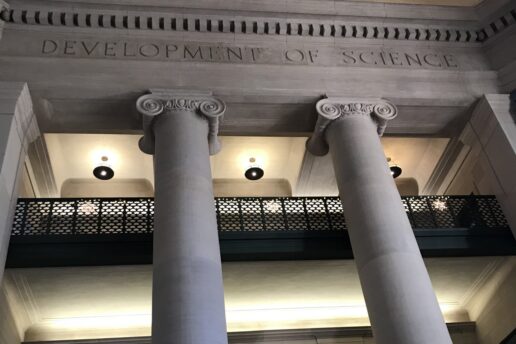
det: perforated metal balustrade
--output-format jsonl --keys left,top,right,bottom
{"left": 10, "top": 196, "right": 509, "bottom": 236}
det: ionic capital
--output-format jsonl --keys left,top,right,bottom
{"left": 306, "top": 98, "right": 397, "bottom": 156}
{"left": 137, "top": 89, "right": 226, "bottom": 155}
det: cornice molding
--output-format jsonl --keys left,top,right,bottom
{"left": 476, "top": 5, "right": 516, "bottom": 41}
{"left": 1, "top": 3, "right": 513, "bottom": 44}
{"left": 306, "top": 98, "right": 397, "bottom": 156}
{"left": 24, "top": 323, "right": 477, "bottom": 344}
{"left": 136, "top": 89, "right": 225, "bottom": 156}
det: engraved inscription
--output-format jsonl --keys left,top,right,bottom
{"left": 39, "top": 38, "right": 460, "bottom": 69}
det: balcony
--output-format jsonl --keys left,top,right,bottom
{"left": 6, "top": 195, "right": 516, "bottom": 268}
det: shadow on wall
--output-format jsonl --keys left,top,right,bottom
{"left": 60, "top": 178, "right": 292, "bottom": 198}
{"left": 58, "top": 177, "right": 415, "bottom": 198}
{"left": 395, "top": 177, "right": 419, "bottom": 196}
{"left": 61, "top": 178, "right": 154, "bottom": 198}
{"left": 214, "top": 178, "right": 292, "bottom": 197}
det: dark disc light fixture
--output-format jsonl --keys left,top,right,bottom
{"left": 245, "top": 166, "right": 264, "bottom": 180}
{"left": 387, "top": 157, "right": 402, "bottom": 179}
{"left": 245, "top": 157, "right": 264, "bottom": 180}
{"left": 93, "top": 165, "right": 114, "bottom": 180}
{"left": 390, "top": 165, "right": 402, "bottom": 178}
{"left": 93, "top": 155, "right": 114, "bottom": 180}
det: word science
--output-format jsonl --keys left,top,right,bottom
{"left": 41, "top": 39, "right": 460, "bottom": 69}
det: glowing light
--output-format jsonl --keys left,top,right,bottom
{"left": 78, "top": 202, "right": 97, "bottom": 215}
{"left": 238, "top": 153, "right": 266, "bottom": 171}
{"left": 43, "top": 314, "right": 151, "bottom": 331}
{"left": 264, "top": 200, "right": 282, "bottom": 213}
{"left": 90, "top": 149, "right": 118, "bottom": 170}
{"left": 226, "top": 305, "right": 371, "bottom": 331}
{"left": 33, "top": 303, "right": 466, "bottom": 338}
{"left": 433, "top": 199, "right": 448, "bottom": 211}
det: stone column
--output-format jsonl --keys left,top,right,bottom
{"left": 307, "top": 98, "right": 452, "bottom": 344}
{"left": 137, "top": 90, "right": 227, "bottom": 344}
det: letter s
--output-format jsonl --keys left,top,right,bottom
{"left": 342, "top": 50, "right": 357, "bottom": 64}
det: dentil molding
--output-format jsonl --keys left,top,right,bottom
{"left": 0, "top": 2, "right": 514, "bottom": 44}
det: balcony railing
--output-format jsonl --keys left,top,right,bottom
{"left": 11, "top": 195, "right": 510, "bottom": 236}
{"left": 7, "top": 195, "right": 515, "bottom": 267}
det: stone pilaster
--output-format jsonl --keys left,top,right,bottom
{"left": 307, "top": 97, "right": 452, "bottom": 344}
{"left": 0, "top": 82, "right": 38, "bottom": 285}
{"left": 137, "top": 90, "right": 227, "bottom": 344}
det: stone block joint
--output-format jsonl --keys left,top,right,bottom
{"left": 306, "top": 98, "right": 397, "bottom": 156}
{"left": 136, "top": 90, "right": 225, "bottom": 156}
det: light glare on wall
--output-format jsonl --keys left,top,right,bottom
{"left": 32, "top": 302, "right": 468, "bottom": 340}
{"left": 45, "top": 314, "right": 151, "bottom": 330}
{"left": 91, "top": 150, "right": 118, "bottom": 169}
{"left": 239, "top": 152, "right": 266, "bottom": 171}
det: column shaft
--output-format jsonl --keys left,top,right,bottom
{"left": 152, "top": 109, "right": 227, "bottom": 344}
{"left": 326, "top": 114, "right": 452, "bottom": 344}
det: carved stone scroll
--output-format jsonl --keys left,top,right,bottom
{"left": 136, "top": 89, "right": 225, "bottom": 155}
{"left": 306, "top": 98, "right": 397, "bottom": 156}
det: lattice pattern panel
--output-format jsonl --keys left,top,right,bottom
{"left": 263, "top": 199, "right": 286, "bottom": 231}
{"left": 11, "top": 201, "right": 27, "bottom": 235}
{"left": 11, "top": 196, "right": 510, "bottom": 236}
{"left": 24, "top": 201, "right": 52, "bottom": 235}
{"left": 75, "top": 199, "right": 101, "bottom": 234}
{"left": 405, "top": 197, "right": 436, "bottom": 228}
{"left": 125, "top": 199, "right": 152, "bottom": 233}
{"left": 49, "top": 200, "right": 75, "bottom": 234}
{"left": 326, "top": 198, "right": 346, "bottom": 231}
{"left": 486, "top": 198, "right": 509, "bottom": 228}
{"left": 283, "top": 198, "right": 309, "bottom": 231}
{"left": 240, "top": 198, "right": 264, "bottom": 231}
{"left": 447, "top": 197, "right": 473, "bottom": 228}
{"left": 401, "top": 199, "right": 414, "bottom": 227}
{"left": 100, "top": 200, "right": 125, "bottom": 233}
{"left": 304, "top": 198, "right": 330, "bottom": 231}
{"left": 415, "top": 197, "right": 457, "bottom": 228}
{"left": 217, "top": 198, "right": 242, "bottom": 232}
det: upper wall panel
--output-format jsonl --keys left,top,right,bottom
{"left": 0, "top": 0, "right": 513, "bottom": 135}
